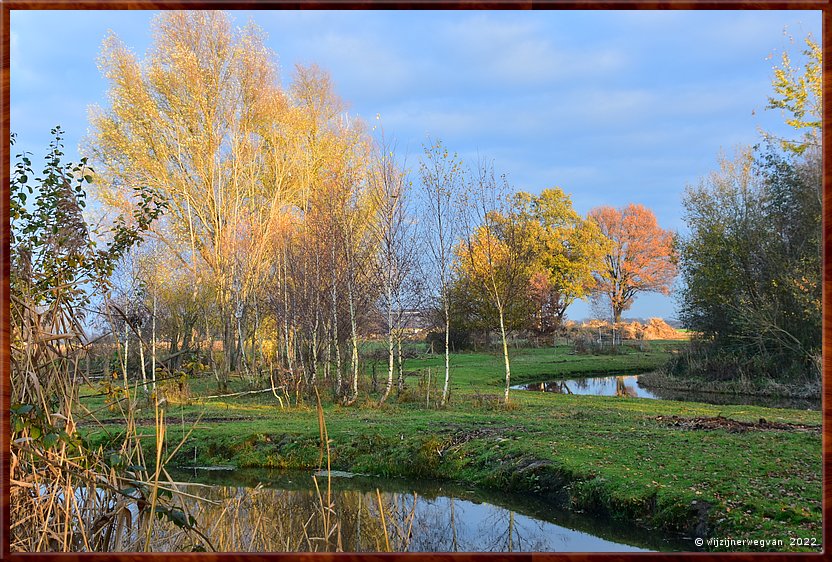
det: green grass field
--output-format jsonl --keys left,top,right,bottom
{"left": 78, "top": 341, "right": 822, "bottom": 552}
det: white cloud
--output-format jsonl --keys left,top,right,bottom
{"left": 437, "top": 13, "right": 629, "bottom": 90}
{"left": 308, "top": 32, "right": 415, "bottom": 99}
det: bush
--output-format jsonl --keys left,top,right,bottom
{"left": 665, "top": 340, "right": 819, "bottom": 385}
{"left": 425, "top": 329, "right": 472, "bottom": 352}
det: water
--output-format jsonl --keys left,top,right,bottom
{"left": 513, "top": 375, "right": 656, "bottom": 399}
{"left": 512, "top": 374, "right": 819, "bottom": 410}
{"left": 157, "top": 468, "right": 694, "bottom": 552}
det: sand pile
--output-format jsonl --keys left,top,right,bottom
{"left": 575, "top": 318, "right": 686, "bottom": 340}
{"left": 642, "top": 318, "right": 686, "bottom": 340}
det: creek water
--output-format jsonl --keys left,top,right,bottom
{"left": 512, "top": 374, "right": 819, "bottom": 410}
{"left": 158, "top": 468, "right": 694, "bottom": 552}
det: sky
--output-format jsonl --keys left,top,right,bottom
{"left": 8, "top": 9, "right": 822, "bottom": 321}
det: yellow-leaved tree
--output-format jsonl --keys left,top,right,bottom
{"left": 510, "top": 188, "right": 609, "bottom": 333}
{"left": 87, "top": 12, "right": 375, "bottom": 394}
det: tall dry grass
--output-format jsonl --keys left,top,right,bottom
{"left": 9, "top": 287, "right": 210, "bottom": 551}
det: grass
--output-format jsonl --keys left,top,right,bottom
{"left": 77, "top": 340, "right": 822, "bottom": 552}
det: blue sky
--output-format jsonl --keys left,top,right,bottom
{"left": 9, "top": 9, "right": 822, "bottom": 321}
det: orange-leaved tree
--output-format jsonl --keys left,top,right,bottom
{"left": 588, "top": 204, "right": 676, "bottom": 323}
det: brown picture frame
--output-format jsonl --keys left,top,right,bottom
{"left": 1, "top": 2, "right": 828, "bottom": 560}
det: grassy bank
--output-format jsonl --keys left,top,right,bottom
{"left": 79, "top": 342, "right": 822, "bottom": 552}
{"left": 405, "top": 341, "right": 684, "bottom": 388}
{"left": 639, "top": 370, "right": 822, "bottom": 401}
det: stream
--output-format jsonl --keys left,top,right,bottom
{"left": 153, "top": 468, "right": 695, "bottom": 552}
{"left": 512, "top": 374, "right": 819, "bottom": 410}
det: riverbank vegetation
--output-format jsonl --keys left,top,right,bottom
{"left": 76, "top": 347, "right": 821, "bottom": 552}
{"left": 664, "top": 36, "right": 822, "bottom": 397}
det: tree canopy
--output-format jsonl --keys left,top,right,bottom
{"left": 588, "top": 204, "right": 677, "bottom": 323}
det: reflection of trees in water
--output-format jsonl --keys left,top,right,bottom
{"left": 152, "top": 483, "right": 425, "bottom": 552}
{"left": 572, "top": 378, "right": 590, "bottom": 391}
{"left": 537, "top": 381, "right": 573, "bottom": 394}
{"left": 526, "top": 376, "right": 647, "bottom": 398}
{"left": 478, "top": 505, "right": 552, "bottom": 552}
{"left": 615, "top": 376, "right": 637, "bottom": 397}
{"left": 525, "top": 374, "right": 818, "bottom": 408}
{"left": 149, "top": 484, "right": 582, "bottom": 552}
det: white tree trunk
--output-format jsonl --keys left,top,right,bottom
{"left": 499, "top": 307, "right": 511, "bottom": 404}
{"left": 379, "top": 286, "right": 394, "bottom": 404}
{"left": 441, "top": 301, "right": 451, "bottom": 406}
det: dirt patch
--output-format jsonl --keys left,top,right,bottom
{"left": 654, "top": 415, "right": 820, "bottom": 433}
{"left": 441, "top": 424, "right": 508, "bottom": 448}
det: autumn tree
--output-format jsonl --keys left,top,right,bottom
{"left": 588, "top": 204, "right": 676, "bottom": 323}
{"left": 88, "top": 13, "right": 378, "bottom": 399}
{"left": 765, "top": 34, "right": 821, "bottom": 156}
{"left": 87, "top": 11, "right": 296, "bottom": 390}
{"left": 510, "top": 188, "right": 608, "bottom": 332}
{"left": 679, "top": 145, "right": 820, "bottom": 380}
{"left": 456, "top": 161, "right": 536, "bottom": 404}
{"left": 675, "top": 33, "right": 822, "bottom": 383}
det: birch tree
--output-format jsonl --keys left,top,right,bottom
{"left": 418, "top": 139, "right": 464, "bottom": 406}
{"left": 368, "top": 133, "right": 418, "bottom": 404}
{"left": 457, "top": 161, "right": 534, "bottom": 404}
{"left": 87, "top": 11, "right": 295, "bottom": 391}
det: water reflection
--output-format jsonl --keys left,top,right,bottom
{"left": 516, "top": 375, "right": 653, "bottom": 399}
{"left": 513, "top": 375, "right": 819, "bottom": 410}
{"left": 151, "top": 470, "right": 690, "bottom": 552}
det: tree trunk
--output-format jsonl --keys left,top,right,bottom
{"left": 310, "top": 322, "right": 318, "bottom": 385}
{"left": 151, "top": 292, "right": 157, "bottom": 391}
{"left": 346, "top": 273, "right": 359, "bottom": 405}
{"left": 396, "top": 329, "right": 404, "bottom": 393}
{"left": 222, "top": 315, "right": 234, "bottom": 388}
{"left": 441, "top": 301, "right": 451, "bottom": 406}
{"left": 331, "top": 247, "right": 342, "bottom": 396}
{"left": 499, "top": 307, "right": 512, "bottom": 404}
{"left": 280, "top": 255, "right": 295, "bottom": 389}
{"left": 379, "top": 288, "right": 394, "bottom": 404}
{"left": 169, "top": 332, "right": 180, "bottom": 369}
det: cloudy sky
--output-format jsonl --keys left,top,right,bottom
{"left": 9, "top": 9, "right": 822, "bottom": 320}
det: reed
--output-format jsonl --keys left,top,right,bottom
{"left": 10, "top": 273, "right": 206, "bottom": 551}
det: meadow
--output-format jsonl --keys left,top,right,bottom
{"left": 78, "top": 341, "right": 822, "bottom": 551}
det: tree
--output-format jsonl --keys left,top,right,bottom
{"left": 678, "top": 145, "right": 820, "bottom": 379}
{"left": 419, "top": 139, "right": 464, "bottom": 406}
{"left": 675, "top": 32, "right": 822, "bottom": 383}
{"left": 368, "top": 132, "right": 416, "bottom": 404}
{"left": 765, "top": 34, "right": 821, "bottom": 156}
{"left": 88, "top": 12, "right": 375, "bottom": 397}
{"left": 88, "top": 12, "right": 294, "bottom": 390}
{"left": 457, "top": 161, "right": 535, "bottom": 404}
{"left": 510, "top": 188, "right": 608, "bottom": 331}
{"left": 588, "top": 204, "right": 676, "bottom": 323}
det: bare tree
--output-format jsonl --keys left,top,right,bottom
{"left": 369, "top": 132, "right": 417, "bottom": 404}
{"left": 418, "top": 139, "right": 464, "bottom": 407}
